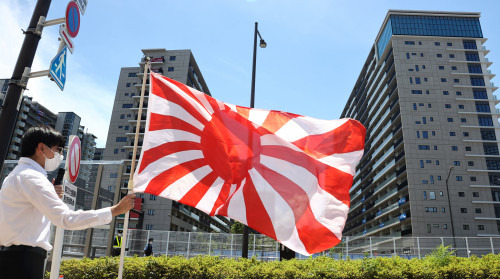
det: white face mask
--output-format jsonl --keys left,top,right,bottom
{"left": 43, "top": 145, "right": 64, "bottom": 172}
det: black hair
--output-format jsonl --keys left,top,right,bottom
{"left": 149, "top": 238, "right": 154, "bottom": 242}
{"left": 20, "top": 126, "right": 64, "bottom": 157}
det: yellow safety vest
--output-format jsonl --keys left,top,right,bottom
{"left": 113, "top": 236, "right": 122, "bottom": 248}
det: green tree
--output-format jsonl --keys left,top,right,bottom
{"left": 230, "top": 221, "right": 244, "bottom": 234}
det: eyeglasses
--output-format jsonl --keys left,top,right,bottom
{"left": 45, "top": 144, "right": 64, "bottom": 154}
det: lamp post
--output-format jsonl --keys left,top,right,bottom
{"left": 242, "top": 22, "right": 266, "bottom": 259}
{"left": 445, "top": 166, "right": 457, "bottom": 249}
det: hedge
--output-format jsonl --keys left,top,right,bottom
{"left": 47, "top": 252, "right": 500, "bottom": 279}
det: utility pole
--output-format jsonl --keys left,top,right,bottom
{"left": 0, "top": 0, "right": 52, "bottom": 172}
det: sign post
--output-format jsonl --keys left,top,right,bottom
{"left": 50, "top": 135, "right": 81, "bottom": 279}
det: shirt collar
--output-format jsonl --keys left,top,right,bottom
{"left": 19, "top": 157, "right": 47, "bottom": 176}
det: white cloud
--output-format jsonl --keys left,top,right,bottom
{"left": 0, "top": 0, "right": 113, "bottom": 148}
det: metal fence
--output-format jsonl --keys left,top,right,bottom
{"left": 55, "top": 228, "right": 500, "bottom": 260}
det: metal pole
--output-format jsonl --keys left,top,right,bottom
{"left": 346, "top": 237, "right": 349, "bottom": 259}
{"left": 208, "top": 233, "right": 212, "bottom": 256}
{"left": 165, "top": 231, "right": 170, "bottom": 257}
{"left": 465, "top": 237, "right": 470, "bottom": 257}
{"left": 117, "top": 58, "right": 150, "bottom": 279}
{"left": 491, "top": 237, "right": 494, "bottom": 254}
{"left": 369, "top": 237, "right": 373, "bottom": 258}
{"left": 253, "top": 234, "right": 256, "bottom": 258}
{"left": 187, "top": 232, "right": 191, "bottom": 259}
{"left": 445, "top": 166, "right": 457, "bottom": 249}
{"left": 230, "top": 234, "right": 234, "bottom": 258}
{"left": 417, "top": 237, "right": 421, "bottom": 259}
{"left": 393, "top": 238, "right": 396, "bottom": 257}
{"left": 0, "top": 0, "right": 52, "bottom": 171}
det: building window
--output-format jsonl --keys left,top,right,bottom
{"left": 148, "top": 209, "right": 155, "bottom": 215}
{"left": 447, "top": 118, "right": 453, "bottom": 122}
{"left": 425, "top": 207, "right": 438, "bottom": 212}
{"left": 449, "top": 54, "right": 455, "bottom": 58}
{"left": 149, "top": 195, "right": 157, "bottom": 200}
{"left": 451, "top": 66, "right": 457, "bottom": 70}
{"left": 114, "top": 149, "right": 118, "bottom": 154}
{"left": 458, "top": 105, "right": 464, "bottom": 109}
{"left": 422, "top": 180, "right": 429, "bottom": 184}
{"left": 168, "top": 67, "right": 175, "bottom": 72}
{"left": 443, "top": 91, "right": 449, "bottom": 95}
{"left": 415, "top": 77, "right": 421, "bottom": 84}
{"left": 415, "top": 65, "right": 419, "bottom": 71}
{"left": 146, "top": 225, "right": 153, "bottom": 230}
{"left": 436, "top": 160, "right": 440, "bottom": 165}
{"left": 429, "top": 192, "right": 436, "bottom": 200}
{"left": 170, "top": 56, "right": 176, "bottom": 61}
{"left": 453, "top": 161, "right": 460, "bottom": 166}
{"left": 458, "top": 192, "right": 465, "bottom": 197}
{"left": 439, "top": 66, "right": 445, "bottom": 70}
{"left": 124, "top": 126, "right": 129, "bottom": 130}
{"left": 110, "top": 173, "right": 118, "bottom": 178}
{"left": 434, "top": 146, "right": 438, "bottom": 151}
{"left": 126, "top": 83, "right": 131, "bottom": 87}
{"left": 447, "top": 42, "right": 453, "bottom": 46}
{"left": 445, "top": 104, "right": 451, "bottom": 108}
{"left": 120, "top": 114, "right": 125, "bottom": 119}
{"left": 451, "top": 146, "right": 458, "bottom": 151}
{"left": 473, "top": 192, "right": 479, "bottom": 197}
{"left": 437, "top": 176, "right": 441, "bottom": 181}
{"left": 420, "top": 160, "right": 424, "bottom": 168}
{"left": 422, "top": 131, "right": 428, "bottom": 138}
{"left": 434, "top": 42, "right": 441, "bottom": 46}
{"left": 463, "top": 225, "right": 470, "bottom": 230}
{"left": 441, "top": 78, "right": 447, "bottom": 82}
{"left": 424, "top": 191, "right": 427, "bottom": 199}
{"left": 454, "top": 79, "right": 459, "bottom": 83}
{"left": 465, "top": 146, "right": 472, "bottom": 151}
{"left": 463, "top": 132, "right": 469, "bottom": 137}
{"left": 128, "top": 73, "right": 137, "bottom": 77}
{"left": 122, "top": 104, "right": 133, "bottom": 108}
{"left": 478, "top": 116, "right": 494, "bottom": 126}
{"left": 468, "top": 161, "right": 474, "bottom": 166}
{"left": 449, "top": 132, "right": 456, "bottom": 136}
{"left": 411, "top": 90, "right": 423, "bottom": 94}
{"left": 116, "top": 137, "right": 127, "bottom": 142}
{"left": 427, "top": 224, "right": 431, "bottom": 233}
{"left": 456, "top": 176, "right": 463, "bottom": 181}
{"left": 475, "top": 208, "right": 482, "bottom": 214}
{"left": 460, "top": 118, "right": 467, "bottom": 123}
{"left": 418, "top": 145, "right": 430, "bottom": 150}
{"left": 478, "top": 225, "right": 485, "bottom": 230}
{"left": 437, "top": 54, "right": 442, "bottom": 58}
{"left": 473, "top": 90, "right": 488, "bottom": 99}
{"left": 461, "top": 208, "right": 467, "bottom": 213}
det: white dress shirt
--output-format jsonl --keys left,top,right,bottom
{"left": 0, "top": 157, "right": 112, "bottom": 251}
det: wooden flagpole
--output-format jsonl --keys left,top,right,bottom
{"left": 117, "top": 57, "right": 150, "bottom": 279}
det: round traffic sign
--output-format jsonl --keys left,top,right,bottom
{"left": 65, "top": 1, "right": 80, "bottom": 38}
{"left": 68, "top": 136, "right": 81, "bottom": 183}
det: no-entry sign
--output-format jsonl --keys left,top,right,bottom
{"left": 67, "top": 135, "right": 81, "bottom": 183}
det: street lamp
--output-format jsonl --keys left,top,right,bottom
{"left": 250, "top": 22, "right": 267, "bottom": 109}
{"left": 242, "top": 22, "right": 267, "bottom": 259}
{"left": 445, "top": 166, "right": 457, "bottom": 249}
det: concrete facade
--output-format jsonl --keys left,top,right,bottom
{"left": 342, "top": 10, "right": 500, "bottom": 242}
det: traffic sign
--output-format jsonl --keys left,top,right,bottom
{"left": 59, "top": 24, "right": 74, "bottom": 54}
{"left": 65, "top": 1, "right": 80, "bottom": 38}
{"left": 75, "top": 0, "right": 87, "bottom": 15}
{"left": 49, "top": 46, "right": 68, "bottom": 91}
{"left": 67, "top": 135, "right": 81, "bottom": 183}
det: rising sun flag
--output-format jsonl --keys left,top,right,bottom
{"left": 133, "top": 72, "right": 366, "bottom": 255}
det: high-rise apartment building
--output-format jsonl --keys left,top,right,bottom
{"left": 103, "top": 48, "right": 231, "bottom": 233}
{"left": 342, "top": 10, "right": 499, "bottom": 245}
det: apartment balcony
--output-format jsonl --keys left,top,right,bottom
{"left": 132, "top": 93, "right": 149, "bottom": 99}
{"left": 451, "top": 70, "right": 495, "bottom": 78}
{"left": 458, "top": 108, "right": 500, "bottom": 116}
{"left": 134, "top": 83, "right": 149, "bottom": 90}
{"left": 456, "top": 95, "right": 499, "bottom": 103}
{"left": 10, "top": 145, "right": 19, "bottom": 152}
{"left": 467, "top": 168, "right": 500, "bottom": 173}
{"left": 453, "top": 84, "right": 498, "bottom": 92}
{"left": 22, "top": 105, "right": 29, "bottom": 112}
{"left": 19, "top": 113, "right": 27, "bottom": 120}
{"left": 446, "top": 45, "right": 490, "bottom": 55}
{"left": 11, "top": 137, "right": 21, "bottom": 144}
{"left": 14, "top": 128, "right": 23, "bottom": 135}
{"left": 449, "top": 58, "right": 493, "bottom": 67}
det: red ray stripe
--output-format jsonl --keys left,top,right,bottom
{"left": 209, "top": 181, "right": 232, "bottom": 216}
{"left": 145, "top": 158, "right": 206, "bottom": 196}
{"left": 242, "top": 176, "right": 277, "bottom": 240}
{"left": 139, "top": 141, "right": 201, "bottom": 173}
{"left": 149, "top": 113, "right": 203, "bottom": 136}
{"left": 157, "top": 75, "right": 209, "bottom": 112}
{"left": 261, "top": 110, "right": 300, "bottom": 134}
{"left": 178, "top": 171, "right": 219, "bottom": 209}
{"left": 152, "top": 76, "right": 208, "bottom": 125}
{"left": 261, "top": 145, "right": 352, "bottom": 205}
{"left": 236, "top": 106, "right": 250, "bottom": 120}
{"left": 292, "top": 119, "right": 366, "bottom": 158}
{"left": 254, "top": 164, "right": 341, "bottom": 254}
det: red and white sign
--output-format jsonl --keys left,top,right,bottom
{"left": 65, "top": 1, "right": 80, "bottom": 38}
{"left": 67, "top": 135, "right": 81, "bottom": 183}
{"left": 59, "top": 24, "right": 74, "bottom": 54}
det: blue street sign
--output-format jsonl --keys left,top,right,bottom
{"left": 50, "top": 46, "right": 67, "bottom": 91}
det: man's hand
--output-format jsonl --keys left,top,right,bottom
{"left": 52, "top": 178, "right": 64, "bottom": 199}
{"left": 111, "top": 194, "right": 136, "bottom": 216}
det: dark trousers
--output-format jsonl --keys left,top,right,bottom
{"left": 0, "top": 245, "right": 47, "bottom": 279}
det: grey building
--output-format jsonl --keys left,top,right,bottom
{"left": 342, "top": 10, "right": 499, "bottom": 243}
{"left": 103, "top": 48, "right": 230, "bottom": 234}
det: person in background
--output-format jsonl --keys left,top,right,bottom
{"left": 0, "top": 126, "right": 136, "bottom": 279}
{"left": 113, "top": 230, "right": 123, "bottom": 256}
{"left": 144, "top": 238, "right": 154, "bottom": 257}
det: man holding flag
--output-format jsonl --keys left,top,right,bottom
{"left": 0, "top": 126, "right": 136, "bottom": 279}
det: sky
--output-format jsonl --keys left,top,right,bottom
{"left": 1, "top": 0, "right": 500, "bottom": 147}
